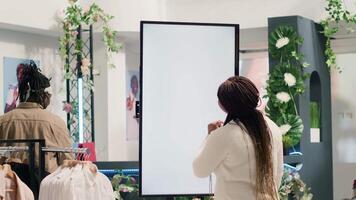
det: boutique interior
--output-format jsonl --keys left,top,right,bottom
{"left": 0, "top": 0, "right": 355, "bottom": 200}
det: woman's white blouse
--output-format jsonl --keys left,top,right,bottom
{"left": 193, "top": 116, "right": 283, "bottom": 200}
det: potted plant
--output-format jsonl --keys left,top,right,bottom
{"left": 111, "top": 174, "right": 139, "bottom": 200}
{"left": 310, "top": 101, "right": 321, "bottom": 143}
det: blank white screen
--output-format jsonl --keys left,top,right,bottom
{"left": 141, "top": 23, "right": 237, "bottom": 196}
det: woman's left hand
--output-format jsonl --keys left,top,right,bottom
{"left": 208, "top": 121, "right": 224, "bottom": 134}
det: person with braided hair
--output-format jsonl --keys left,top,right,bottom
{"left": 193, "top": 76, "right": 283, "bottom": 200}
{"left": 0, "top": 61, "right": 73, "bottom": 173}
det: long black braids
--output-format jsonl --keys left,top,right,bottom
{"left": 18, "top": 60, "right": 51, "bottom": 108}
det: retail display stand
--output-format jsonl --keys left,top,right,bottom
{"left": 268, "top": 16, "right": 333, "bottom": 200}
{"left": 0, "top": 139, "right": 89, "bottom": 199}
{"left": 65, "top": 25, "right": 95, "bottom": 143}
{"left": 0, "top": 139, "right": 46, "bottom": 179}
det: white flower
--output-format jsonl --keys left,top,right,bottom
{"left": 300, "top": 187, "right": 305, "bottom": 192}
{"left": 280, "top": 124, "right": 292, "bottom": 135}
{"left": 82, "top": 58, "right": 91, "bottom": 67}
{"left": 81, "top": 58, "right": 91, "bottom": 76}
{"left": 68, "top": 0, "right": 77, "bottom": 5}
{"left": 83, "top": 7, "right": 90, "bottom": 14}
{"left": 81, "top": 65, "right": 90, "bottom": 76}
{"left": 284, "top": 73, "right": 296, "bottom": 87}
{"left": 276, "top": 37, "right": 290, "bottom": 49}
{"left": 276, "top": 92, "right": 291, "bottom": 103}
{"left": 301, "top": 194, "right": 313, "bottom": 200}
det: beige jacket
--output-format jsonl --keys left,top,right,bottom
{"left": 0, "top": 170, "right": 34, "bottom": 200}
{"left": 0, "top": 103, "right": 73, "bottom": 173}
{"left": 193, "top": 116, "right": 283, "bottom": 200}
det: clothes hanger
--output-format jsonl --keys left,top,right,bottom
{"left": 3, "top": 164, "right": 15, "bottom": 179}
{"left": 5, "top": 150, "right": 22, "bottom": 164}
{"left": 85, "top": 151, "right": 91, "bottom": 161}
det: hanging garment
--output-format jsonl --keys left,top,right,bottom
{"left": 39, "top": 162, "right": 114, "bottom": 200}
{"left": 8, "top": 162, "right": 49, "bottom": 199}
{"left": 0, "top": 166, "right": 34, "bottom": 200}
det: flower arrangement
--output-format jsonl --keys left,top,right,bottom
{"left": 111, "top": 174, "right": 139, "bottom": 200}
{"left": 321, "top": 0, "right": 356, "bottom": 73}
{"left": 279, "top": 171, "right": 313, "bottom": 200}
{"left": 265, "top": 26, "right": 308, "bottom": 148}
{"left": 59, "top": 0, "right": 121, "bottom": 82}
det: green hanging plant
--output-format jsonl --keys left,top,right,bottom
{"left": 265, "top": 26, "right": 308, "bottom": 149}
{"left": 59, "top": 0, "right": 121, "bottom": 82}
{"left": 320, "top": 0, "right": 356, "bottom": 72}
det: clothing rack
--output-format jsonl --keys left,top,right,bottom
{"left": 0, "top": 146, "right": 29, "bottom": 151}
{"left": 0, "top": 142, "right": 90, "bottom": 182}
{"left": 0, "top": 139, "right": 45, "bottom": 179}
{"left": 0, "top": 146, "right": 30, "bottom": 156}
{"left": 41, "top": 147, "right": 88, "bottom": 154}
{"left": 0, "top": 139, "right": 89, "bottom": 200}
{"left": 0, "top": 139, "right": 90, "bottom": 180}
{"left": 0, "top": 139, "right": 45, "bottom": 200}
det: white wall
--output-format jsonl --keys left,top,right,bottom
{"left": 239, "top": 57, "right": 269, "bottom": 110}
{"left": 332, "top": 53, "right": 356, "bottom": 200}
{"left": 92, "top": 36, "right": 109, "bottom": 160}
{"left": 0, "top": 0, "right": 330, "bottom": 33}
{"left": 96, "top": 0, "right": 165, "bottom": 32}
{"left": 108, "top": 0, "right": 327, "bottom": 31}
{"left": 93, "top": 38, "right": 139, "bottom": 161}
{"left": 107, "top": 49, "right": 138, "bottom": 161}
{"left": 0, "top": 0, "right": 67, "bottom": 32}
{"left": 0, "top": 29, "right": 65, "bottom": 118}
{"left": 0, "top": 0, "right": 164, "bottom": 33}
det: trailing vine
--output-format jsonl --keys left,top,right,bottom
{"left": 321, "top": 0, "right": 356, "bottom": 72}
{"left": 59, "top": 0, "right": 121, "bottom": 83}
{"left": 59, "top": 0, "right": 120, "bottom": 140}
{"left": 266, "top": 26, "right": 308, "bottom": 149}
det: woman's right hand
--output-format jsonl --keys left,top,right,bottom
{"left": 208, "top": 121, "right": 224, "bottom": 134}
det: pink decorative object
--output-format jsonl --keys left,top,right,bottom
{"left": 71, "top": 31, "right": 78, "bottom": 37}
{"left": 81, "top": 58, "right": 91, "bottom": 76}
{"left": 62, "top": 102, "right": 73, "bottom": 113}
